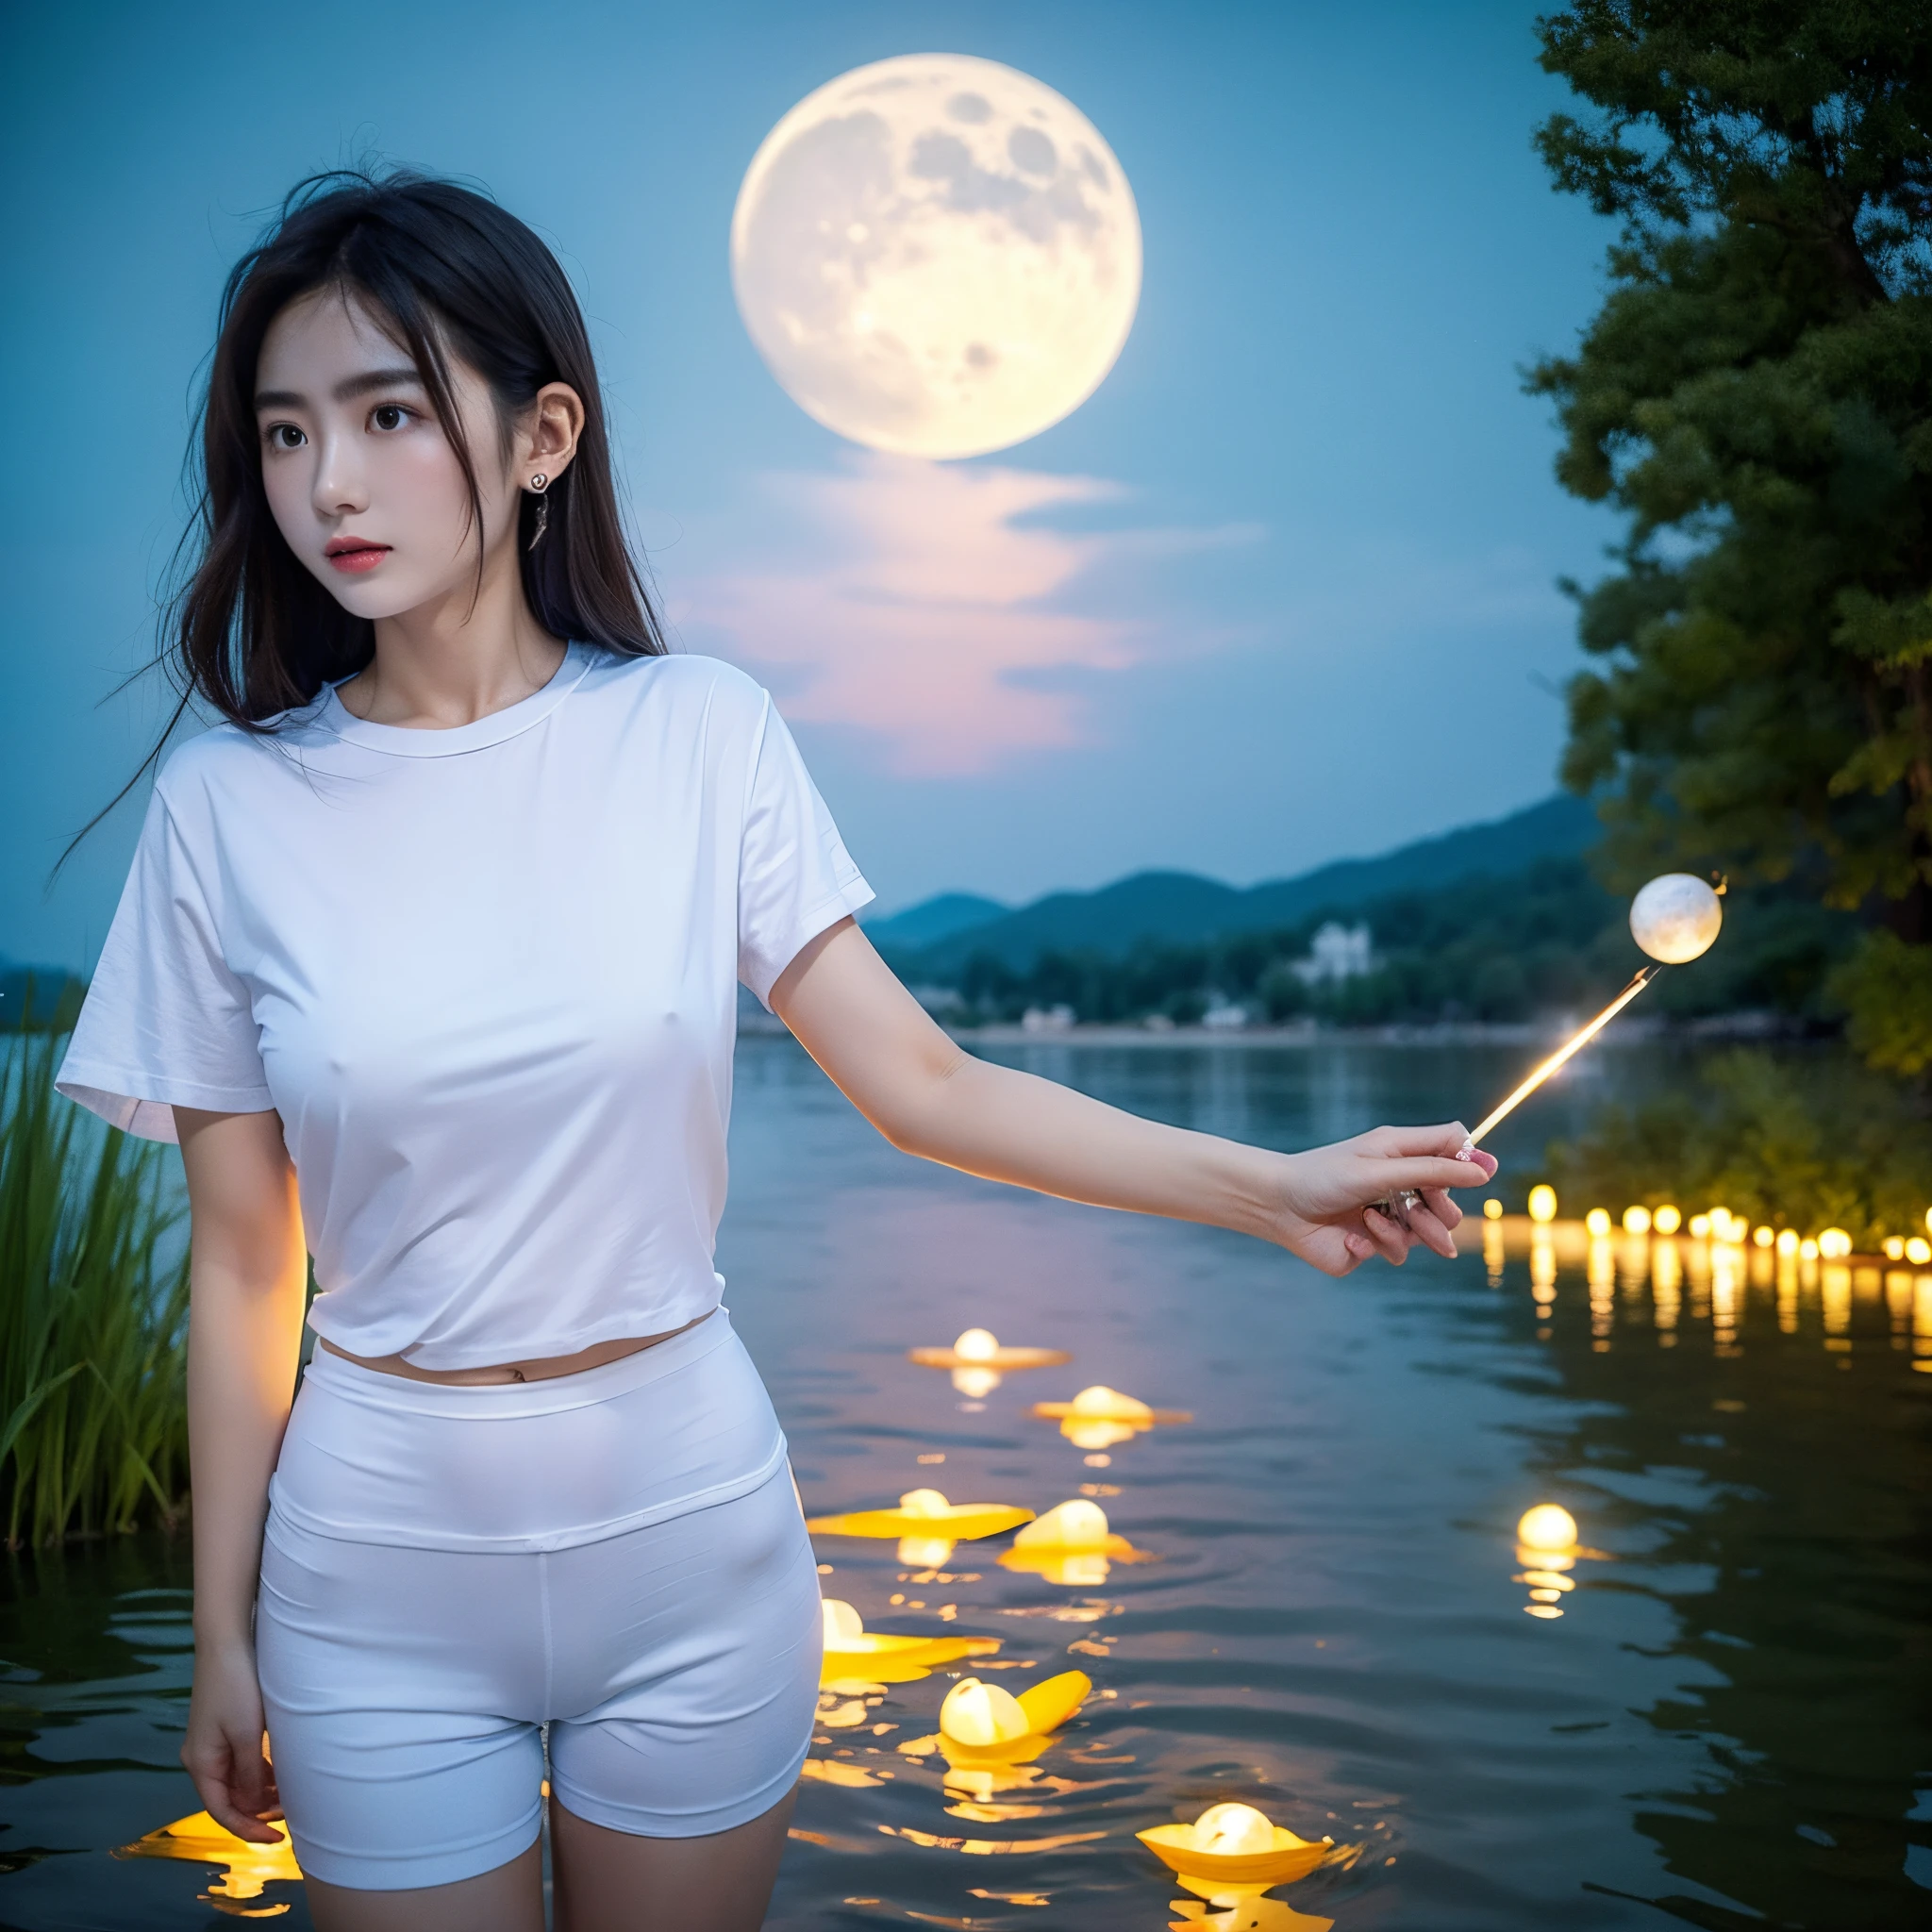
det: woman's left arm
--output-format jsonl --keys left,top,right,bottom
{"left": 770, "top": 919, "right": 1497, "bottom": 1278}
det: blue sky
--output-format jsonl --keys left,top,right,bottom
{"left": 3, "top": 1, "right": 1617, "bottom": 970}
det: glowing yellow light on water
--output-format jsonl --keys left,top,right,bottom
{"left": 1819, "top": 1229, "right": 1853, "bottom": 1259}
{"left": 1527, "top": 1185, "right": 1557, "bottom": 1224}
{"left": 1136, "top": 1803, "right": 1334, "bottom": 1890}
{"left": 941, "top": 1678, "right": 1032, "bottom": 1748}
{"left": 1776, "top": 1229, "right": 1799, "bottom": 1257}
{"left": 1909, "top": 1238, "right": 1932, "bottom": 1266}
{"left": 1654, "top": 1205, "right": 1682, "bottom": 1234}
{"left": 1012, "top": 1499, "right": 1113, "bottom": 1551}
{"left": 1754, "top": 1226, "right": 1774, "bottom": 1249}
{"left": 953, "top": 1328, "right": 999, "bottom": 1363}
{"left": 1585, "top": 1208, "right": 1612, "bottom": 1237}
{"left": 1885, "top": 1236, "right": 1907, "bottom": 1260}
{"left": 1193, "top": 1804, "right": 1277, "bottom": 1857}
{"left": 1623, "top": 1206, "right": 1652, "bottom": 1235}
{"left": 1484, "top": 1198, "right": 1504, "bottom": 1220}
{"left": 1690, "top": 1214, "right": 1711, "bottom": 1238}
{"left": 1517, "top": 1504, "right": 1579, "bottom": 1551}
{"left": 1801, "top": 1238, "right": 1819, "bottom": 1259}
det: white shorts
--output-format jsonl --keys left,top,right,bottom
{"left": 253, "top": 1309, "right": 823, "bottom": 1891}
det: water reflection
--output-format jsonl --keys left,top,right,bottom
{"left": 111, "top": 1810, "right": 300, "bottom": 1917}
{"left": 1481, "top": 1213, "right": 1932, "bottom": 1373}
{"left": 8, "top": 1036, "right": 1930, "bottom": 1930}
{"left": 1482, "top": 1203, "right": 1932, "bottom": 1929}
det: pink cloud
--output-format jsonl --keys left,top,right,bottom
{"left": 668, "top": 454, "right": 1249, "bottom": 775}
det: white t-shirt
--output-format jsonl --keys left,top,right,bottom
{"left": 56, "top": 644, "right": 874, "bottom": 1370}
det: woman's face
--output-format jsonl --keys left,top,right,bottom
{"left": 254, "top": 289, "right": 518, "bottom": 621}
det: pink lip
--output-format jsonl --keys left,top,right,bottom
{"left": 325, "top": 541, "right": 390, "bottom": 575}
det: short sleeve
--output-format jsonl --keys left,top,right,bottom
{"left": 55, "top": 786, "right": 274, "bottom": 1143}
{"left": 737, "top": 693, "right": 874, "bottom": 1008}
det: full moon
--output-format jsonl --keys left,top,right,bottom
{"left": 730, "top": 54, "right": 1141, "bottom": 459}
{"left": 1629, "top": 874, "right": 1724, "bottom": 964}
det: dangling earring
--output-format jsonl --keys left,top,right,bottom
{"left": 527, "top": 475, "right": 550, "bottom": 552}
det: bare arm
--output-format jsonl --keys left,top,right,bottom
{"left": 175, "top": 1104, "right": 309, "bottom": 1843}
{"left": 770, "top": 921, "right": 1496, "bottom": 1275}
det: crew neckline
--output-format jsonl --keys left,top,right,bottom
{"left": 320, "top": 641, "right": 595, "bottom": 758}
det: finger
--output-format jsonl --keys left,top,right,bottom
{"left": 1373, "top": 1156, "right": 1496, "bottom": 1195}
{"left": 1301, "top": 1227, "right": 1365, "bottom": 1276}
{"left": 1420, "top": 1186, "right": 1461, "bottom": 1230}
{"left": 1403, "top": 1200, "right": 1458, "bottom": 1258}
{"left": 1369, "top": 1122, "right": 1475, "bottom": 1158}
{"left": 204, "top": 1788, "right": 289, "bottom": 1844}
{"left": 230, "top": 1744, "right": 276, "bottom": 1815}
{"left": 1359, "top": 1206, "right": 1410, "bottom": 1265}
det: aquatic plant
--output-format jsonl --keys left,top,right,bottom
{"left": 0, "top": 1030, "right": 191, "bottom": 1546}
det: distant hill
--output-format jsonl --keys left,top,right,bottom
{"left": 878, "top": 793, "right": 1599, "bottom": 974}
{"left": 863, "top": 891, "right": 1010, "bottom": 952}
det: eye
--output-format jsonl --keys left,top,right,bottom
{"left": 264, "top": 423, "right": 306, "bottom": 451}
{"left": 371, "top": 404, "right": 413, "bottom": 432}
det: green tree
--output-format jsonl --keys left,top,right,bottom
{"left": 1530, "top": 1, "right": 1932, "bottom": 1069}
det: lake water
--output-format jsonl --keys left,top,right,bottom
{"left": 2, "top": 1035, "right": 1928, "bottom": 1929}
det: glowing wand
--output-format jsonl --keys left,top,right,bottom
{"left": 1463, "top": 964, "right": 1660, "bottom": 1145}
{"left": 1370, "top": 873, "right": 1724, "bottom": 1229}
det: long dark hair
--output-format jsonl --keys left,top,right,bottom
{"left": 66, "top": 166, "right": 663, "bottom": 861}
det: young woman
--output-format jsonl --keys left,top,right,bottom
{"left": 56, "top": 170, "right": 1496, "bottom": 1932}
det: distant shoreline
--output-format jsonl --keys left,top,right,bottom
{"left": 738, "top": 1009, "right": 1809, "bottom": 1049}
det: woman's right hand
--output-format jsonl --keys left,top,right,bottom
{"left": 181, "top": 1638, "right": 286, "bottom": 1843}
{"left": 1272, "top": 1123, "right": 1498, "bottom": 1274}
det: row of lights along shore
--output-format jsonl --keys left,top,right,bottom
{"left": 1489, "top": 1188, "right": 1932, "bottom": 1264}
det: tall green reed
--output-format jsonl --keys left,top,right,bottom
{"left": 0, "top": 1028, "right": 191, "bottom": 1546}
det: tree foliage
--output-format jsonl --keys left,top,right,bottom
{"left": 1530, "top": 1, "right": 1932, "bottom": 1061}
{"left": 1545, "top": 1044, "right": 1932, "bottom": 1245}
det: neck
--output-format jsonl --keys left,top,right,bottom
{"left": 343, "top": 538, "right": 566, "bottom": 728}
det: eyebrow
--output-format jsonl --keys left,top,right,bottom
{"left": 255, "top": 366, "right": 426, "bottom": 410}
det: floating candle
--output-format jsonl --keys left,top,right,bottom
{"left": 1033, "top": 1384, "right": 1191, "bottom": 1449}
{"left": 1138, "top": 1800, "right": 1333, "bottom": 1894}
{"left": 1516, "top": 1504, "right": 1578, "bottom": 1552}
{"left": 896, "top": 1669, "right": 1093, "bottom": 1765}
{"left": 999, "top": 1498, "right": 1153, "bottom": 1584}
{"left": 907, "top": 1330, "right": 1073, "bottom": 1370}
{"left": 818, "top": 1598, "right": 1000, "bottom": 1686}
{"left": 807, "top": 1490, "right": 1035, "bottom": 1541}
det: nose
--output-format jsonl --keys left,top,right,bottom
{"left": 311, "top": 428, "right": 368, "bottom": 522}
